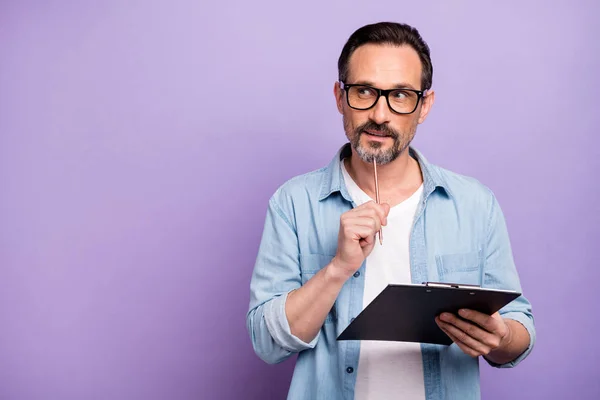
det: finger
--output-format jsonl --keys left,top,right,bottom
{"left": 436, "top": 318, "right": 481, "bottom": 356}
{"left": 351, "top": 202, "right": 389, "bottom": 225}
{"left": 344, "top": 211, "right": 383, "bottom": 230}
{"left": 351, "top": 200, "right": 377, "bottom": 211}
{"left": 350, "top": 206, "right": 386, "bottom": 226}
{"left": 359, "top": 232, "right": 375, "bottom": 248}
{"left": 377, "top": 203, "right": 390, "bottom": 225}
{"left": 437, "top": 320, "right": 487, "bottom": 357}
{"left": 345, "top": 209, "right": 382, "bottom": 223}
{"left": 437, "top": 321, "right": 482, "bottom": 358}
{"left": 458, "top": 309, "right": 502, "bottom": 334}
{"left": 343, "top": 224, "right": 378, "bottom": 242}
{"left": 342, "top": 217, "right": 381, "bottom": 235}
{"left": 366, "top": 202, "right": 390, "bottom": 219}
{"left": 436, "top": 318, "right": 492, "bottom": 356}
{"left": 439, "top": 312, "right": 500, "bottom": 348}
{"left": 381, "top": 202, "right": 391, "bottom": 216}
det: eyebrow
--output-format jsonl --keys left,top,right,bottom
{"left": 352, "top": 80, "right": 418, "bottom": 90}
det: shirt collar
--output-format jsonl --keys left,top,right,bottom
{"left": 318, "top": 142, "right": 453, "bottom": 202}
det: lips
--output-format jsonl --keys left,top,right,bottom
{"left": 364, "top": 130, "right": 390, "bottom": 137}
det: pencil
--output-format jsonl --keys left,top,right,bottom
{"left": 373, "top": 158, "right": 383, "bottom": 245}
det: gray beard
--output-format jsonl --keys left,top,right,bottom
{"left": 354, "top": 137, "right": 401, "bottom": 165}
{"left": 345, "top": 117, "right": 415, "bottom": 165}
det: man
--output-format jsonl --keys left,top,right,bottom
{"left": 247, "top": 22, "right": 535, "bottom": 400}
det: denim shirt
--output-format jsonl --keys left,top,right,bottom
{"left": 247, "top": 143, "right": 535, "bottom": 400}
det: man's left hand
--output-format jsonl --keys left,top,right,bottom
{"left": 435, "top": 309, "right": 512, "bottom": 358}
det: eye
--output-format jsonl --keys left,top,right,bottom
{"left": 357, "top": 87, "right": 376, "bottom": 96}
{"left": 392, "top": 90, "right": 409, "bottom": 100}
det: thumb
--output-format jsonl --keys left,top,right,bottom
{"left": 380, "top": 202, "right": 391, "bottom": 226}
{"left": 382, "top": 202, "right": 391, "bottom": 215}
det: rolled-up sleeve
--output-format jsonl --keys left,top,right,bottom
{"left": 246, "top": 194, "right": 319, "bottom": 364}
{"left": 482, "top": 191, "right": 536, "bottom": 368}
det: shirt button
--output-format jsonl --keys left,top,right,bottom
{"left": 353, "top": 271, "right": 360, "bottom": 278}
{"left": 346, "top": 367, "right": 354, "bottom": 374}
{"left": 350, "top": 317, "right": 355, "bottom": 322}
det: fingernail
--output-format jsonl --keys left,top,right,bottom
{"left": 441, "top": 313, "right": 451, "bottom": 321}
{"left": 459, "top": 309, "right": 468, "bottom": 317}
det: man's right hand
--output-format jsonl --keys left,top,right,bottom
{"left": 285, "top": 200, "right": 390, "bottom": 343}
{"left": 330, "top": 201, "right": 391, "bottom": 280}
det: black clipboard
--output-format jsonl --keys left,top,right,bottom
{"left": 336, "top": 282, "right": 521, "bottom": 345}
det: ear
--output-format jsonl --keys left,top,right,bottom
{"left": 334, "top": 81, "right": 344, "bottom": 114}
{"left": 417, "top": 89, "right": 435, "bottom": 124}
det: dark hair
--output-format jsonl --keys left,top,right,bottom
{"left": 338, "top": 22, "right": 433, "bottom": 91}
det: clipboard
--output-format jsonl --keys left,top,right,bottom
{"left": 336, "top": 282, "right": 521, "bottom": 345}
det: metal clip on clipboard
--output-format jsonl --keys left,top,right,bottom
{"left": 423, "top": 281, "right": 481, "bottom": 289}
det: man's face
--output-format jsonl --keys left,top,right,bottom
{"left": 335, "top": 44, "right": 434, "bottom": 165}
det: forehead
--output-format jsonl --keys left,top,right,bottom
{"left": 346, "top": 44, "right": 423, "bottom": 88}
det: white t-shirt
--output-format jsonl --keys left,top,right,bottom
{"left": 341, "top": 160, "right": 426, "bottom": 400}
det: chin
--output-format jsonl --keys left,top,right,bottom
{"left": 356, "top": 144, "right": 401, "bottom": 165}
{"left": 362, "top": 138, "right": 391, "bottom": 153}
{"left": 355, "top": 146, "right": 383, "bottom": 163}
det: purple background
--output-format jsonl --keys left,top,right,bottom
{"left": 1, "top": 1, "right": 598, "bottom": 399}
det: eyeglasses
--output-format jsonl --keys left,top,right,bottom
{"left": 339, "top": 81, "right": 427, "bottom": 115}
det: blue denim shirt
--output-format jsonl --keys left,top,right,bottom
{"left": 247, "top": 143, "right": 535, "bottom": 400}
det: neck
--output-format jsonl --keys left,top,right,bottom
{"left": 344, "top": 147, "right": 423, "bottom": 207}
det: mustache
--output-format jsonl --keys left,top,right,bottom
{"left": 355, "top": 121, "right": 399, "bottom": 138}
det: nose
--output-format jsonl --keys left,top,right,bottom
{"left": 369, "top": 95, "right": 392, "bottom": 125}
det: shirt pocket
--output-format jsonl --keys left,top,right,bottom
{"left": 435, "top": 251, "right": 483, "bottom": 286}
{"left": 299, "top": 253, "right": 337, "bottom": 323}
